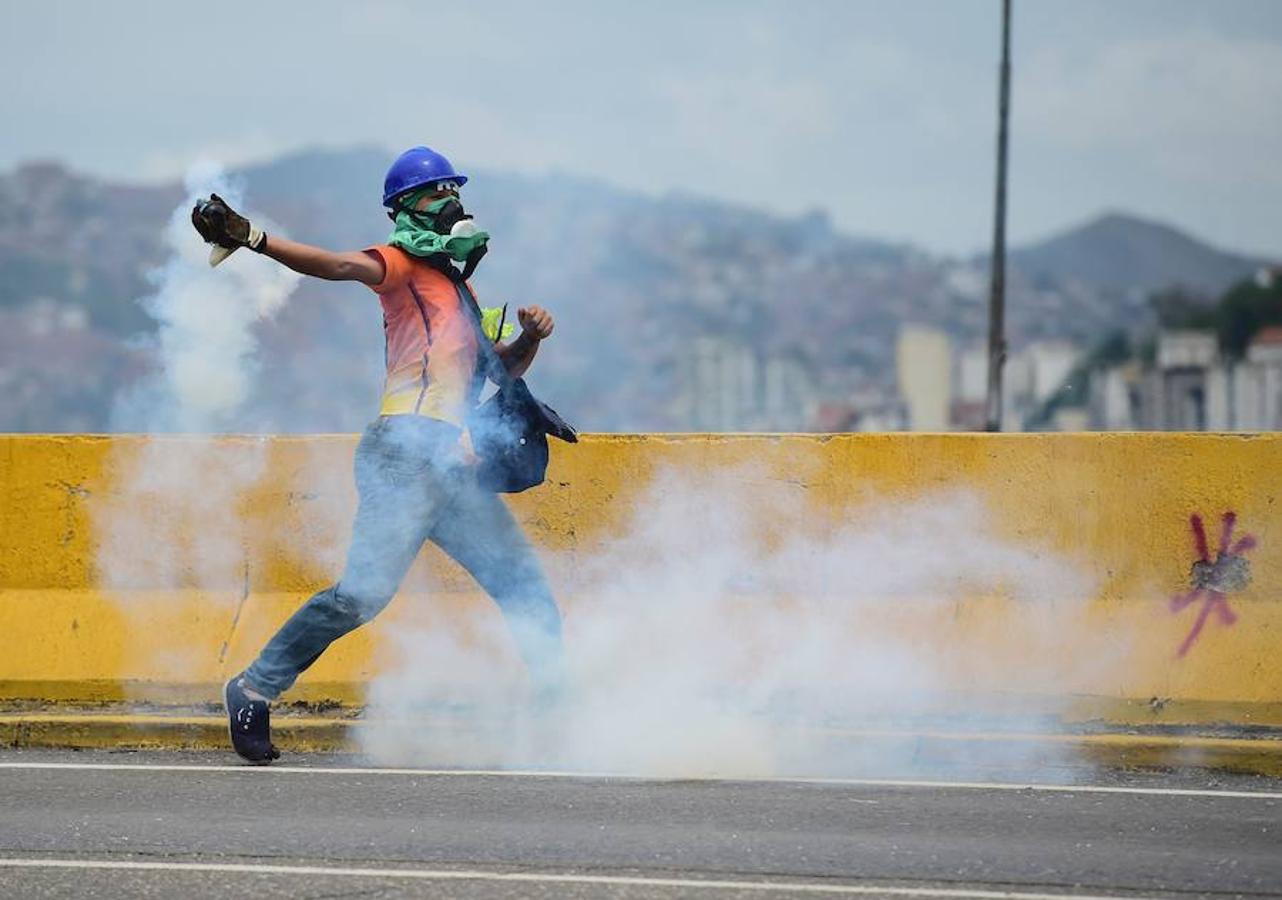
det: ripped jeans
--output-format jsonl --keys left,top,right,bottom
{"left": 243, "top": 415, "right": 564, "bottom": 700}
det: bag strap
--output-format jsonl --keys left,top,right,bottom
{"left": 423, "top": 252, "right": 515, "bottom": 392}
{"left": 456, "top": 280, "right": 516, "bottom": 392}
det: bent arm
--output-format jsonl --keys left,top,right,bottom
{"left": 260, "top": 235, "right": 384, "bottom": 285}
{"left": 496, "top": 332, "right": 540, "bottom": 379}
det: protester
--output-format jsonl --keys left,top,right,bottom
{"left": 192, "top": 146, "right": 565, "bottom": 763}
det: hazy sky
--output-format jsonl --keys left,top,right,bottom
{"left": 3, "top": 0, "right": 1280, "bottom": 257}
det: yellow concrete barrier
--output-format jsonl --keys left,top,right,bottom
{"left": 2, "top": 433, "right": 1280, "bottom": 726}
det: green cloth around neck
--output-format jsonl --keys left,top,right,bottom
{"left": 387, "top": 189, "right": 489, "bottom": 262}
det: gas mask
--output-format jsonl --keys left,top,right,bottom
{"left": 387, "top": 189, "right": 490, "bottom": 263}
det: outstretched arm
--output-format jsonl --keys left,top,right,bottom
{"left": 259, "top": 235, "right": 384, "bottom": 285}
{"left": 191, "top": 193, "right": 383, "bottom": 285}
{"left": 496, "top": 305, "right": 554, "bottom": 378}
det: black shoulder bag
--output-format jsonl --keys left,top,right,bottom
{"left": 453, "top": 280, "right": 578, "bottom": 493}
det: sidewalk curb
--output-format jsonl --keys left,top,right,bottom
{"left": 5, "top": 713, "right": 1282, "bottom": 776}
{"left": 1, "top": 714, "right": 352, "bottom": 754}
{"left": 825, "top": 728, "right": 1282, "bottom": 777}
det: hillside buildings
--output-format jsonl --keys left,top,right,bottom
{"left": 1089, "top": 328, "right": 1282, "bottom": 431}
{"left": 895, "top": 327, "right": 951, "bottom": 431}
{"left": 951, "top": 340, "right": 1078, "bottom": 431}
{"left": 669, "top": 320, "right": 1282, "bottom": 434}
{"left": 672, "top": 336, "right": 818, "bottom": 431}
{"left": 773, "top": 324, "right": 1087, "bottom": 433}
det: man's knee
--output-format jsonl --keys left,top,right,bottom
{"left": 325, "top": 583, "right": 393, "bottom": 625}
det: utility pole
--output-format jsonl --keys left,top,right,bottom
{"left": 985, "top": 0, "right": 1012, "bottom": 432}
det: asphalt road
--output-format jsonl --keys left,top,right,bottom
{"left": 0, "top": 749, "right": 1279, "bottom": 899}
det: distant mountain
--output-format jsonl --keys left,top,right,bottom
{"left": 0, "top": 160, "right": 181, "bottom": 334}
{"left": 1008, "top": 212, "right": 1269, "bottom": 297}
{"left": 0, "top": 147, "right": 1275, "bottom": 432}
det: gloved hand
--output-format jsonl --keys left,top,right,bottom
{"left": 191, "top": 193, "right": 266, "bottom": 267}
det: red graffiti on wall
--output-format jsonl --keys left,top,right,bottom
{"left": 1169, "top": 512, "right": 1256, "bottom": 658}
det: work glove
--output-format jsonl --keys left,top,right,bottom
{"left": 191, "top": 193, "right": 266, "bottom": 267}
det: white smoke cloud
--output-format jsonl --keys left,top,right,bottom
{"left": 113, "top": 161, "right": 301, "bottom": 433}
{"left": 94, "top": 163, "right": 300, "bottom": 610}
{"left": 360, "top": 464, "right": 1110, "bottom": 778}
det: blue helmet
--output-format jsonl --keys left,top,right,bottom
{"left": 382, "top": 146, "right": 469, "bottom": 207}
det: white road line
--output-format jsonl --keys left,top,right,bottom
{"left": 0, "top": 858, "right": 1139, "bottom": 899}
{"left": 0, "top": 761, "right": 1278, "bottom": 800}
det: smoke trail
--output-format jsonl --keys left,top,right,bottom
{"left": 93, "top": 163, "right": 301, "bottom": 633}
{"left": 113, "top": 161, "right": 301, "bottom": 432}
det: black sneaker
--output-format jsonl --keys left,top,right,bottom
{"left": 224, "top": 676, "right": 280, "bottom": 764}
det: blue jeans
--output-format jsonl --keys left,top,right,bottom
{"left": 243, "top": 415, "right": 564, "bottom": 700}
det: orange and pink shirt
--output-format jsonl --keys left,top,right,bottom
{"left": 364, "top": 244, "right": 483, "bottom": 426}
